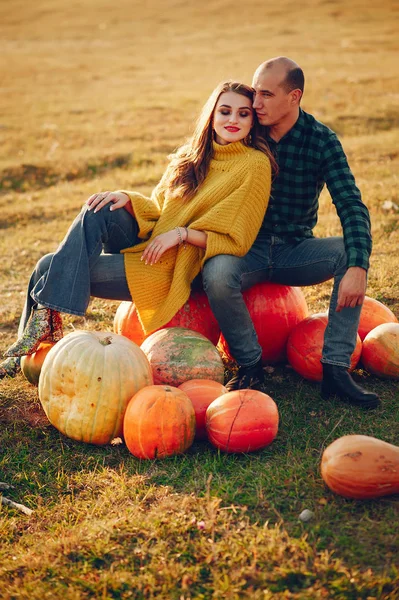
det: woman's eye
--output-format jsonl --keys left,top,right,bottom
{"left": 239, "top": 112, "right": 251, "bottom": 118}
{"left": 220, "top": 110, "right": 230, "bottom": 115}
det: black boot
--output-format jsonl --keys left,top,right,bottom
{"left": 226, "top": 358, "right": 264, "bottom": 391}
{"left": 321, "top": 364, "right": 380, "bottom": 409}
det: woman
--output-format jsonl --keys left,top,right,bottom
{"left": 1, "top": 81, "right": 274, "bottom": 378}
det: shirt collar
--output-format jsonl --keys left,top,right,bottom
{"left": 266, "top": 108, "right": 306, "bottom": 144}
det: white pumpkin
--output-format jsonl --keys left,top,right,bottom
{"left": 38, "top": 330, "right": 153, "bottom": 445}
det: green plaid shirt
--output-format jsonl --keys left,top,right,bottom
{"left": 262, "top": 109, "right": 372, "bottom": 270}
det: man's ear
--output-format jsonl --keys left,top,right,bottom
{"left": 290, "top": 89, "right": 302, "bottom": 105}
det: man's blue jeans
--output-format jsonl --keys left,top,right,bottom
{"left": 18, "top": 205, "right": 137, "bottom": 336}
{"left": 202, "top": 231, "right": 361, "bottom": 369}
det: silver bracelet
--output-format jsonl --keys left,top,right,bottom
{"left": 175, "top": 227, "right": 187, "bottom": 249}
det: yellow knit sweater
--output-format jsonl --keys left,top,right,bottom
{"left": 121, "top": 140, "right": 271, "bottom": 333}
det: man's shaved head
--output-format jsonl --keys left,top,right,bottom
{"left": 255, "top": 56, "right": 305, "bottom": 95}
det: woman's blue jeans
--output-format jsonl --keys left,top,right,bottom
{"left": 202, "top": 231, "right": 361, "bottom": 369}
{"left": 19, "top": 205, "right": 137, "bottom": 336}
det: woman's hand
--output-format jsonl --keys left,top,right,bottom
{"left": 141, "top": 229, "right": 181, "bottom": 265}
{"left": 86, "top": 191, "right": 130, "bottom": 213}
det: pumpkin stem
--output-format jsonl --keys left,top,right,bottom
{"left": 99, "top": 336, "right": 113, "bottom": 346}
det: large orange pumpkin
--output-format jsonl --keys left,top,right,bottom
{"left": 114, "top": 289, "right": 220, "bottom": 346}
{"left": 287, "top": 313, "right": 362, "bottom": 381}
{"left": 140, "top": 327, "right": 225, "bottom": 387}
{"left": 21, "top": 341, "right": 56, "bottom": 386}
{"left": 38, "top": 330, "right": 153, "bottom": 445}
{"left": 358, "top": 296, "right": 398, "bottom": 341}
{"left": 361, "top": 322, "right": 399, "bottom": 379}
{"left": 218, "top": 282, "right": 308, "bottom": 364}
{"left": 178, "top": 379, "right": 227, "bottom": 440}
{"left": 206, "top": 389, "right": 279, "bottom": 453}
{"left": 123, "top": 385, "right": 196, "bottom": 459}
{"left": 321, "top": 435, "right": 399, "bottom": 499}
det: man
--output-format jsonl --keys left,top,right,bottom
{"left": 202, "top": 56, "right": 380, "bottom": 409}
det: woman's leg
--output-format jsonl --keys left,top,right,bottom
{"left": 4, "top": 205, "right": 139, "bottom": 358}
{"left": 31, "top": 204, "right": 139, "bottom": 315}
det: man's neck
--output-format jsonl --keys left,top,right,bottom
{"left": 268, "top": 108, "right": 300, "bottom": 143}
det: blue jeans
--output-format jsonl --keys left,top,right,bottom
{"left": 202, "top": 231, "right": 360, "bottom": 369}
{"left": 19, "top": 205, "right": 138, "bottom": 335}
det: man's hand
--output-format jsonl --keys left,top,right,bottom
{"left": 336, "top": 266, "right": 367, "bottom": 312}
{"left": 86, "top": 191, "right": 130, "bottom": 213}
{"left": 141, "top": 230, "right": 180, "bottom": 265}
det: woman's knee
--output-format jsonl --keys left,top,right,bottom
{"left": 35, "top": 253, "right": 54, "bottom": 277}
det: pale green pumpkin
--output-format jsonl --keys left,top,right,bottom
{"left": 38, "top": 330, "right": 153, "bottom": 445}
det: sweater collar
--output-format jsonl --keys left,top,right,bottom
{"left": 212, "top": 140, "right": 249, "bottom": 160}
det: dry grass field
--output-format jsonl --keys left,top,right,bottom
{"left": 1, "top": 0, "right": 399, "bottom": 598}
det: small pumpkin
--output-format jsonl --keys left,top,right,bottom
{"left": 140, "top": 327, "right": 224, "bottom": 387}
{"left": 287, "top": 313, "right": 362, "bottom": 381}
{"left": 361, "top": 322, "right": 399, "bottom": 379}
{"left": 358, "top": 296, "right": 398, "bottom": 341}
{"left": 39, "top": 330, "right": 153, "bottom": 445}
{"left": 21, "top": 341, "right": 56, "bottom": 386}
{"left": 321, "top": 435, "right": 399, "bottom": 499}
{"left": 123, "top": 384, "right": 196, "bottom": 459}
{"left": 206, "top": 389, "right": 279, "bottom": 453}
{"left": 178, "top": 379, "right": 227, "bottom": 440}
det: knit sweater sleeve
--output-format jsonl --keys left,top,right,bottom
{"left": 117, "top": 183, "right": 165, "bottom": 239}
{"left": 193, "top": 152, "right": 271, "bottom": 263}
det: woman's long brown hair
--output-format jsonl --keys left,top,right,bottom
{"left": 158, "top": 80, "right": 277, "bottom": 202}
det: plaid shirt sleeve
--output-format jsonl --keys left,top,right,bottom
{"left": 321, "top": 132, "right": 372, "bottom": 270}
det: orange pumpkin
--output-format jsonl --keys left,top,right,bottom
{"left": 21, "top": 341, "right": 56, "bottom": 386}
{"left": 178, "top": 379, "right": 227, "bottom": 440}
{"left": 114, "top": 289, "right": 220, "bottom": 346}
{"left": 218, "top": 282, "right": 308, "bottom": 364}
{"left": 206, "top": 389, "right": 279, "bottom": 453}
{"left": 321, "top": 435, "right": 399, "bottom": 499}
{"left": 140, "top": 327, "right": 225, "bottom": 387}
{"left": 123, "top": 385, "right": 196, "bottom": 459}
{"left": 39, "top": 330, "right": 153, "bottom": 445}
{"left": 287, "top": 313, "right": 362, "bottom": 381}
{"left": 361, "top": 322, "right": 399, "bottom": 379}
{"left": 358, "top": 296, "right": 398, "bottom": 341}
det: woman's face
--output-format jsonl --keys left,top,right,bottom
{"left": 213, "top": 91, "right": 254, "bottom": 145}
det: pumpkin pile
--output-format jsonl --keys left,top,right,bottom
{"left": 123, "top": 382, "right": 279, "bottom": 459}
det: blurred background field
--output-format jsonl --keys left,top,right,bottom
{"left": 1, "top": 0, "right": 399, "bottom": 598}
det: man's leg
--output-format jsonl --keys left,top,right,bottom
{"left": 202, "top": 236, "right": 272, "bottom": 390}
{"left": 269, "top": 236, "right": 379, "bottom": 408}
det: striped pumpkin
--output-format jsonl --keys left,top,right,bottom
{"left": 123, "top": 385, "right": 196, "bottom": 459}
{"left": 140, "top": 327, "right": 225, "bottom": 386}
{"left": 38, "top": 330, "right": 153, "bottom": 445}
